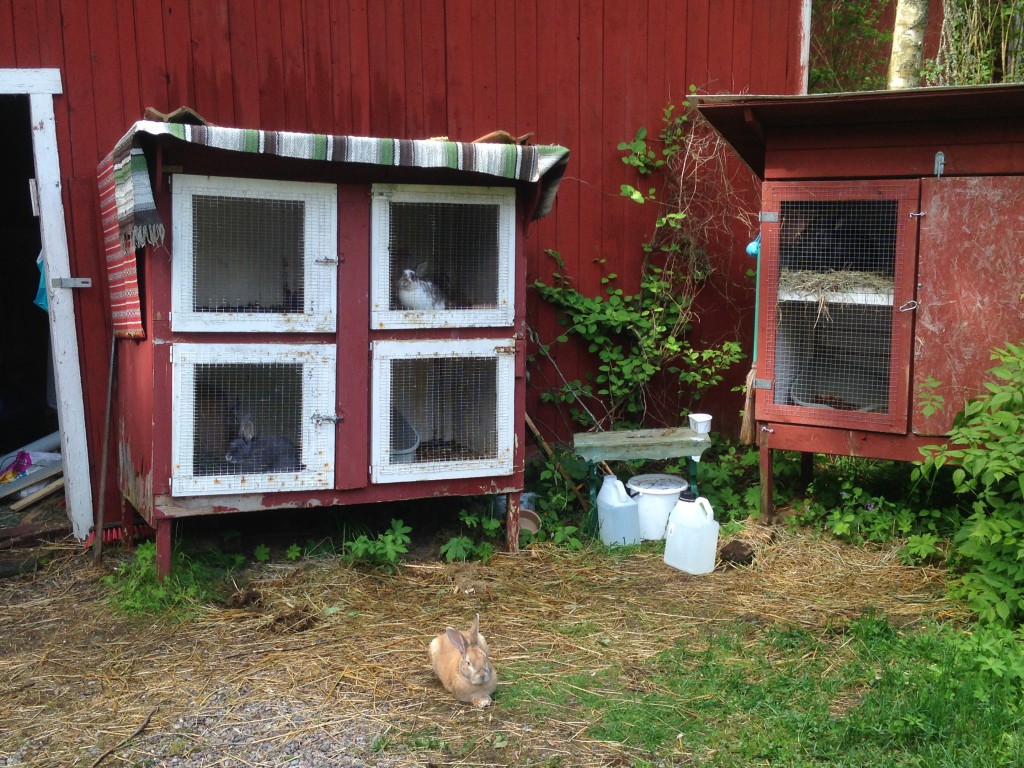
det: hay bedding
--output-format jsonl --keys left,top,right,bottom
{"left": 0, "top": 528, "right": 956, "bottom": 768}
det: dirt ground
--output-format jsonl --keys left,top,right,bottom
{"left": 0, "top": 497, "right": 960, "bottom": 767}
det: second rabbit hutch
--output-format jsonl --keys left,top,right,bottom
{"left": 98, "top": 119, "right": 569, "bottom": 574}
{"left": 698, "top": 84, "right": 1024, "bottom": 517}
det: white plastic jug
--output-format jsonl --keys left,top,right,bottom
{"left": 664, "top": 490, "right": 719, "bottom": 574}
{"left": 596, "top": 474, "right": 641, "bottom": 547}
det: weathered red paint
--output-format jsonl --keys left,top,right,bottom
{"left": 700, "top": 85, "right": 1024, "bottom": 519}
{"left": 2, "top": 2, "right": 809, "bottom": 541}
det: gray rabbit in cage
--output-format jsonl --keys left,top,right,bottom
{"left": 225, "top": 415, "right": 302, "bottom": 473}
{"left": 397, "top": 261, "right": 448, "bottom": 311}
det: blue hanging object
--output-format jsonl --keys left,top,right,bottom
{"left": 745, "top": 232, "right": 761, "bottom": 258}
{"left": 34, "top": 252, "right": 48, "bottom": 312}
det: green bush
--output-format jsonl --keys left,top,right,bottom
{"left": 918, "top": 340, "right": 1024, "bottom": 625}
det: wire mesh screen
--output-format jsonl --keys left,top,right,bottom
{"left": 191, "top": 362, "right": 304, "bottom": 476}
{"left": 172, "top": 343, "right": 335, "bottom": 496}
{"left": 172, "top": 175, "right": 338, "bottom": 332}
{"left": 388, "top": 201, "right": 500, "bottom": 311}
{"left": 773, "top": 198, "right": 899, "bottom": 413}
{"left": 191, "top": 196, "right": 305, "bottom": 314}
{"left": 388, "top": 356, "right": 500, "bottom": 465}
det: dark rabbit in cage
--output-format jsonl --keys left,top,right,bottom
{"left": 225, "top": 414, "right": 303, "bottom": 473}
{"left": 779, "top": 201, "right": 896, "bottom": 277}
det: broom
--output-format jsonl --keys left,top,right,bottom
{"left": 739, "top": 234, "right": 761, "bottom": 446}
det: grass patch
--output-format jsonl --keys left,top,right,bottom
{"left": 500, "top": 615, "right": 1024, "bottom": 767}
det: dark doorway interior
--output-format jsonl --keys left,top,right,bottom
{"left": 0, "top": 95, "right": 58, "bottom": 458}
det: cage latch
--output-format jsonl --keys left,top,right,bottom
{"left": 51, "top": 277, "right": 92, "bottom": 289}
{"left": 898, "top": 300, "right": 919, "bottom": 313}
{"left": 312, "top": 412, "right": 344, "bottom": 425}
{"left": 934, "top": 151, "right": 945, "bottom": 178}
{"left": 315, "top": 257, "right": 339, "bottom": 265}
{"left": 909, "top": 211, "right": 926, "bottom": 218}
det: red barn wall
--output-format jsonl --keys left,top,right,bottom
{"left": 0, "top": 0, "right": 809, "bottom": 521}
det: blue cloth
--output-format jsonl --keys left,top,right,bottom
{"left": 33, "top": 252, "right": 48, "bottom": 311}
{"left": 745, "top": 233, "right": 760, "bottom": 258}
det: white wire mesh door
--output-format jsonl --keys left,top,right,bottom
{"left": 758, "top": 181, "right": 920, "bottom": 432}
{"left": 171, "top": 343, "right": 336, "bottom": 496}
{"left": 370, "top": 339, "right": 515, "bottom": 482}
{"left": 171, "top": 175, "right": 338, "bottom": 333}
{"left": 370, "top": 184, "right": 515, "bottom": 329}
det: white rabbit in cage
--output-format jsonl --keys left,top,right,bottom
{"left": 397, "top": 261, "right": 447, "bottom": 311}
{"left": 225, "top": 414, "right": 302, "bottom": 473}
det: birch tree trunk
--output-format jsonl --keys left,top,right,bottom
{"left": 888, "top": 0, "right": 931, "bottom": 88}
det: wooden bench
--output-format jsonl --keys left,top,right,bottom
{"left": 573, "top": 427, "right": 714, "bottom": 513}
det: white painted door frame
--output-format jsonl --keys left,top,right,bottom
{"left": 1, "top": 68, "right": 93, "bottom": 539}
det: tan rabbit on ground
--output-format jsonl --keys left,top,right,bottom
{"left": 428, "top": 613, "right": 498, "bottom": 707}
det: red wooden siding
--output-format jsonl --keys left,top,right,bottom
{"left": 0, "top": 1, "right": 807, "bottom": 520}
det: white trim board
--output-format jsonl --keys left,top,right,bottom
{"left": 0, "top": 68, "right": 63, "bottom": 94}
{"left": 2, "top": 68, "right": 94, "bottom": 539}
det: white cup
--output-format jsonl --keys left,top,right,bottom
{"left": 688, "top": 413, "right": 712, "bottom": 434}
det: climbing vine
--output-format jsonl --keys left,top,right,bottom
{"left": 532, "top": 95, "right": 750, "bottom": 430}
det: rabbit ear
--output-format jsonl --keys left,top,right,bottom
{"left": 445, "top": 626, "right": 467, "bottom": 654}
{"left": 415, "top": 261, "right": 430, "bottom": 276}
{"left": 469, "top": 613, "right": 481, "bottom": 641}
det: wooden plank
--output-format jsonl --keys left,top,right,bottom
{"left": 280, "top": 0, "right": 307, "bottom": 129}
{"left": 0, "top": 68, "right": 61, "bottom": 93}
{"left": 112, "top": 0, "right": 144, "bottom": 119}
{"left": 366, "top": 1, "right": 393, "bottom": 136}
{"left": 469, "top": 0, "right": 498, "bottom": 138}
{"left": 30, "top": 92, "right": 92, "bottom": 540}
{"left": 9, "top": 476, "right": 65, "bottom": 512}
{"left": 573, "top": 428, "right": 712, "bottom": 461}
{"left": 343, "top": 0, "right": 371, "bottom": 135}
{"left": 444, "top": 0, "right": 473, "bottom": 137}
{"left": 730, "top": 0, "right": 755, "bottom": 92}
{"left": 0, "top": 463, "right": 64, "bottom": 501}
{"left": 707, "top": 0, "right": 735, "bottom": 92}
{"left": 11, "top": 0, "right": 42, "bottom": 66}
{"left": 128, "top": 0, "right": 170, "bottom": 113}
{"left": 254, "top": 0, "right": 287, "bottom": 128}
{"left": 912, "top": 176, "right": 1024, "bottom": 436}
{"left": 382, "top": 0, "right": 407, "bottom": 135}
{"left": 762, "top": 422, "right": 935, "bottom": 463}
{"left": 402, "top": 0, "right": 425, "bottom": 138}
{"left": 302, "top": 0, "right": 333, "bottom": 133}
{"left": 160, "top": 0, "right": 195, "bottom": 111}
{"left": 57, "top": 0, "right": 98, "bottom": 178}
{"left": 86, "top": 0, "right": 130, "bottom": 145}
{"left": 226, "top": 0, "right": 259, "bottom": 127}
{"left": 0, "top": 4, "right": 15, "bottom": 65}
{"left": 420, "top": 0, "right": 447, "bottom": 137}
{"left": 191, "top": 0, "right": 234, "bottom": 124}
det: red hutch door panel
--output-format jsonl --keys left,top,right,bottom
{"left": 756, "top": 180, "right": 921, "bottom": 433}
{"left": 912, "top": 175, "right": 1024, "bottom": 436}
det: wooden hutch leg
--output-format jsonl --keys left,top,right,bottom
{"left": 155, "top": 517, "right": 173, "bottom": 579}
{"left": 759, "top": 429, "right": 775, "bottom": 523}
{"left": 505, "top": 492, "right": 520, "bottom": 554}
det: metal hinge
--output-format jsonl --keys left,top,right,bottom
{"left": 29, "top": 179, "right": 39, "bottom": 217}
{"left": 934, "top": 151, "right": 945, "bottom": 179}
{"left": 758, "top": 212, "right": 779, "bottom": 223}
{"left": 51, "top": 277, "right": 92, "bottom": 289}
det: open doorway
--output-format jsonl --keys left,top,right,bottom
{"left": 0, "top": 70, "right": 92, "bottom": 541}
{"left": 0, "top": 94, "right": 59, "bottom": 457}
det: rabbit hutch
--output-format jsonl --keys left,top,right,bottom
{"left": 697, "top": 84, "right": 1024, "bottom": 518}
{"left": 98, "top": 120, "right": 569, "bottom": 574}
